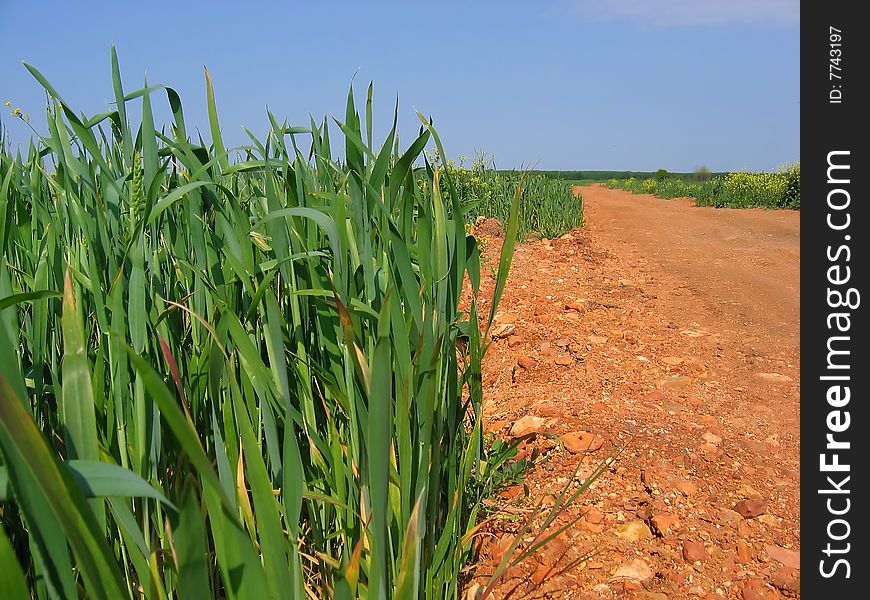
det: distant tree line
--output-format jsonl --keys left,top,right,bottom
{"left": 501, "top": 169, "right": 728, "bottom": 182}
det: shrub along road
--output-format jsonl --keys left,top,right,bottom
{"left": 469, "top": 184, "right": 800, "bottom": 598}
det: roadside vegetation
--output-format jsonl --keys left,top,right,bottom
{"left": 421, "top": 154, "right": 584, "bottom": 240}
{"left": 605, "top": 163, "right": 800, "bottom": 209}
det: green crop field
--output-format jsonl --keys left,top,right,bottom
{"left": 0, "top": 50, "right": 597, "bottom": 599}
{"left": 422, "top": 155, "right": 584, "bottom": 240}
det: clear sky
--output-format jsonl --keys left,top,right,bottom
{"left": 0, "top": 0, "right": 799, "bottom": 172}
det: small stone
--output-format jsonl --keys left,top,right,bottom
{"left": 589, "top": 335, "right": 608, "bottom": 344}
{"left": 510, "top": 416, "right": 546, "bottom": 437}
{"left": 764, "top": 544, "right": 800, "bottom": 570}
{"left": 562, "top": 431, "right": 605, "bottom": 453}
{"left": 756, "top": 514, "right": 781, "bottom": 527}
{"left": 681, "top": 329, "right": 708, "bottom": 338}
{"left": 702, "top": 432, "right": 722, "bottom": 445}
{"left": 754, "top": 372, "right": 793, "bottom": 383}
{"left": 674, "top": 480, "right": 699, "bottom": 496}
{"left": 581, "top": 505, "right": 606, "bottom": 524}
{"left": 739, "top": 580, "right": 767, "bottom": 600}
{"left": 555, "top": 356, "right": 573, "bottom": 366}
{"left": 651, "top": 513, "right": 680, "bottom": 536}
{"left": 770, "top": 567, "right": 800, "bottom": 594}
{"left": 657, "top": 375, "right": 693, "bottom": 389}
{"left": 683, "top": 540, "right": 707, "bottom": 563}
{"left": 736, "top": 540, "right": 750, "bottom": 563}
{"left": 554, "top": 337, "right": 571, "bottom": 347}
{"left": 610, "top": 558, "right": 654, "bottom": 583}
{"left": 662, "top": 356, "right": 684, "bottom": 366}
{"left": 734, "top": 499, "right": 768, "bottom": 519}
{"left": 499, "top": 484, "right": 525, "bottom": 499}
{"left": 719, "top": 508, "right": 743, "bottom": 525}
{"left": 564, "top": 301, "right": 586, "bottom": 312}
{"left": 516, "top": 356, "right": 538, "bottom": 370}
{"left": 507, "top": 335, "right": 525, "bottom": 348}
{"left": 764, "top": 434, "right": 780, "bottom": 446}
{"left": 699, "top": 443, "right": 720, "bottom": 455}
{"left": 491, "top": 323, "right": 516, "bottom": 339}
{"left": 613, "top": 519, "right": 653, "bottom": 542}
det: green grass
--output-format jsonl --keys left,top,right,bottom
{"left": 421, "top": 156, "right": 584, "bottom": 240}
{"left": 0, "top": 49, "right": 552, "bottom": 599}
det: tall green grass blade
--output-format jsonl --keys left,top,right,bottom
{"left": 0, "top": 376, "right": 126, "bottom": 600}
{"left": 0, "top": 525, "right": 29, "bottom": 600}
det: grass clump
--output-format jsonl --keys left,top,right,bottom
{"left": 0, "top": 48, "right": 534, "bottom": 599}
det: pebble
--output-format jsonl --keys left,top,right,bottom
{"left": 738, "top": 580, "right": 767, "bottom": 600}
{"left": 719, "top": 508, "right": 744, "bottom": 525}
{"left": 516, "top": 355, "right": 538, "bottom": 370}
{"left": 764, "top": 544, "right": 800, "bottom": 570}
{"left": 491, "top": 323, "right": 516, "bottom": 339}
{"left": 683, "top": 540, "right": 707, "bottom": 564}
{"left": 562, "top": 431, "right": 605, "bottom": 453}
{"left": 651, "top": 513, "right": 680, "bottom": 536}
{"left": 770, "top": 566, "right": 800, "bottom": 594}
{"left": 734, "top": 499, "right": 768, "bottom": 519}
{"left": 510, "top": 416, "right": 546, "bottom": 437}
{"left": 507, "top": 335, "right": 525, "bottom": 348}
{"left": 753, "top": 372, "right": 793, "bottom": 383}
{"left": 610, "top": 558, "right": 654, "bottom": 583}
{"left": 555, "top": 356, "right": 574, "bottom": 366}
{"left": 736, "top": 540, "right": 751, "bottom": 563}
{"left": 702, "top": 432, "right": 722, "bottom": 445}
{"left": 613, "top": 519, "right": 653, "bottom": 542}
{"left": 675, "top": 480, "right": 699, "bottom": 497}
{"left": 699, "top": 442, "right": 720, "bottom": 455}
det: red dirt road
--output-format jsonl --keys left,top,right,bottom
{"left": 470, "top": 185, "right": 801, "bottom": 599}
{"left": 581, "top": 185, "right": 800, "bottom": 347}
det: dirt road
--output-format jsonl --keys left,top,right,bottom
{"left": 581, "top": 185, "right": 799, "bottom": 347}
{"left": 471, "top": 185, "right": 801, "bottom": 599}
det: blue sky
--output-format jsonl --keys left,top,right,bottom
{"left": 0, "top": 0, "right": 799, "bottom": 172}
